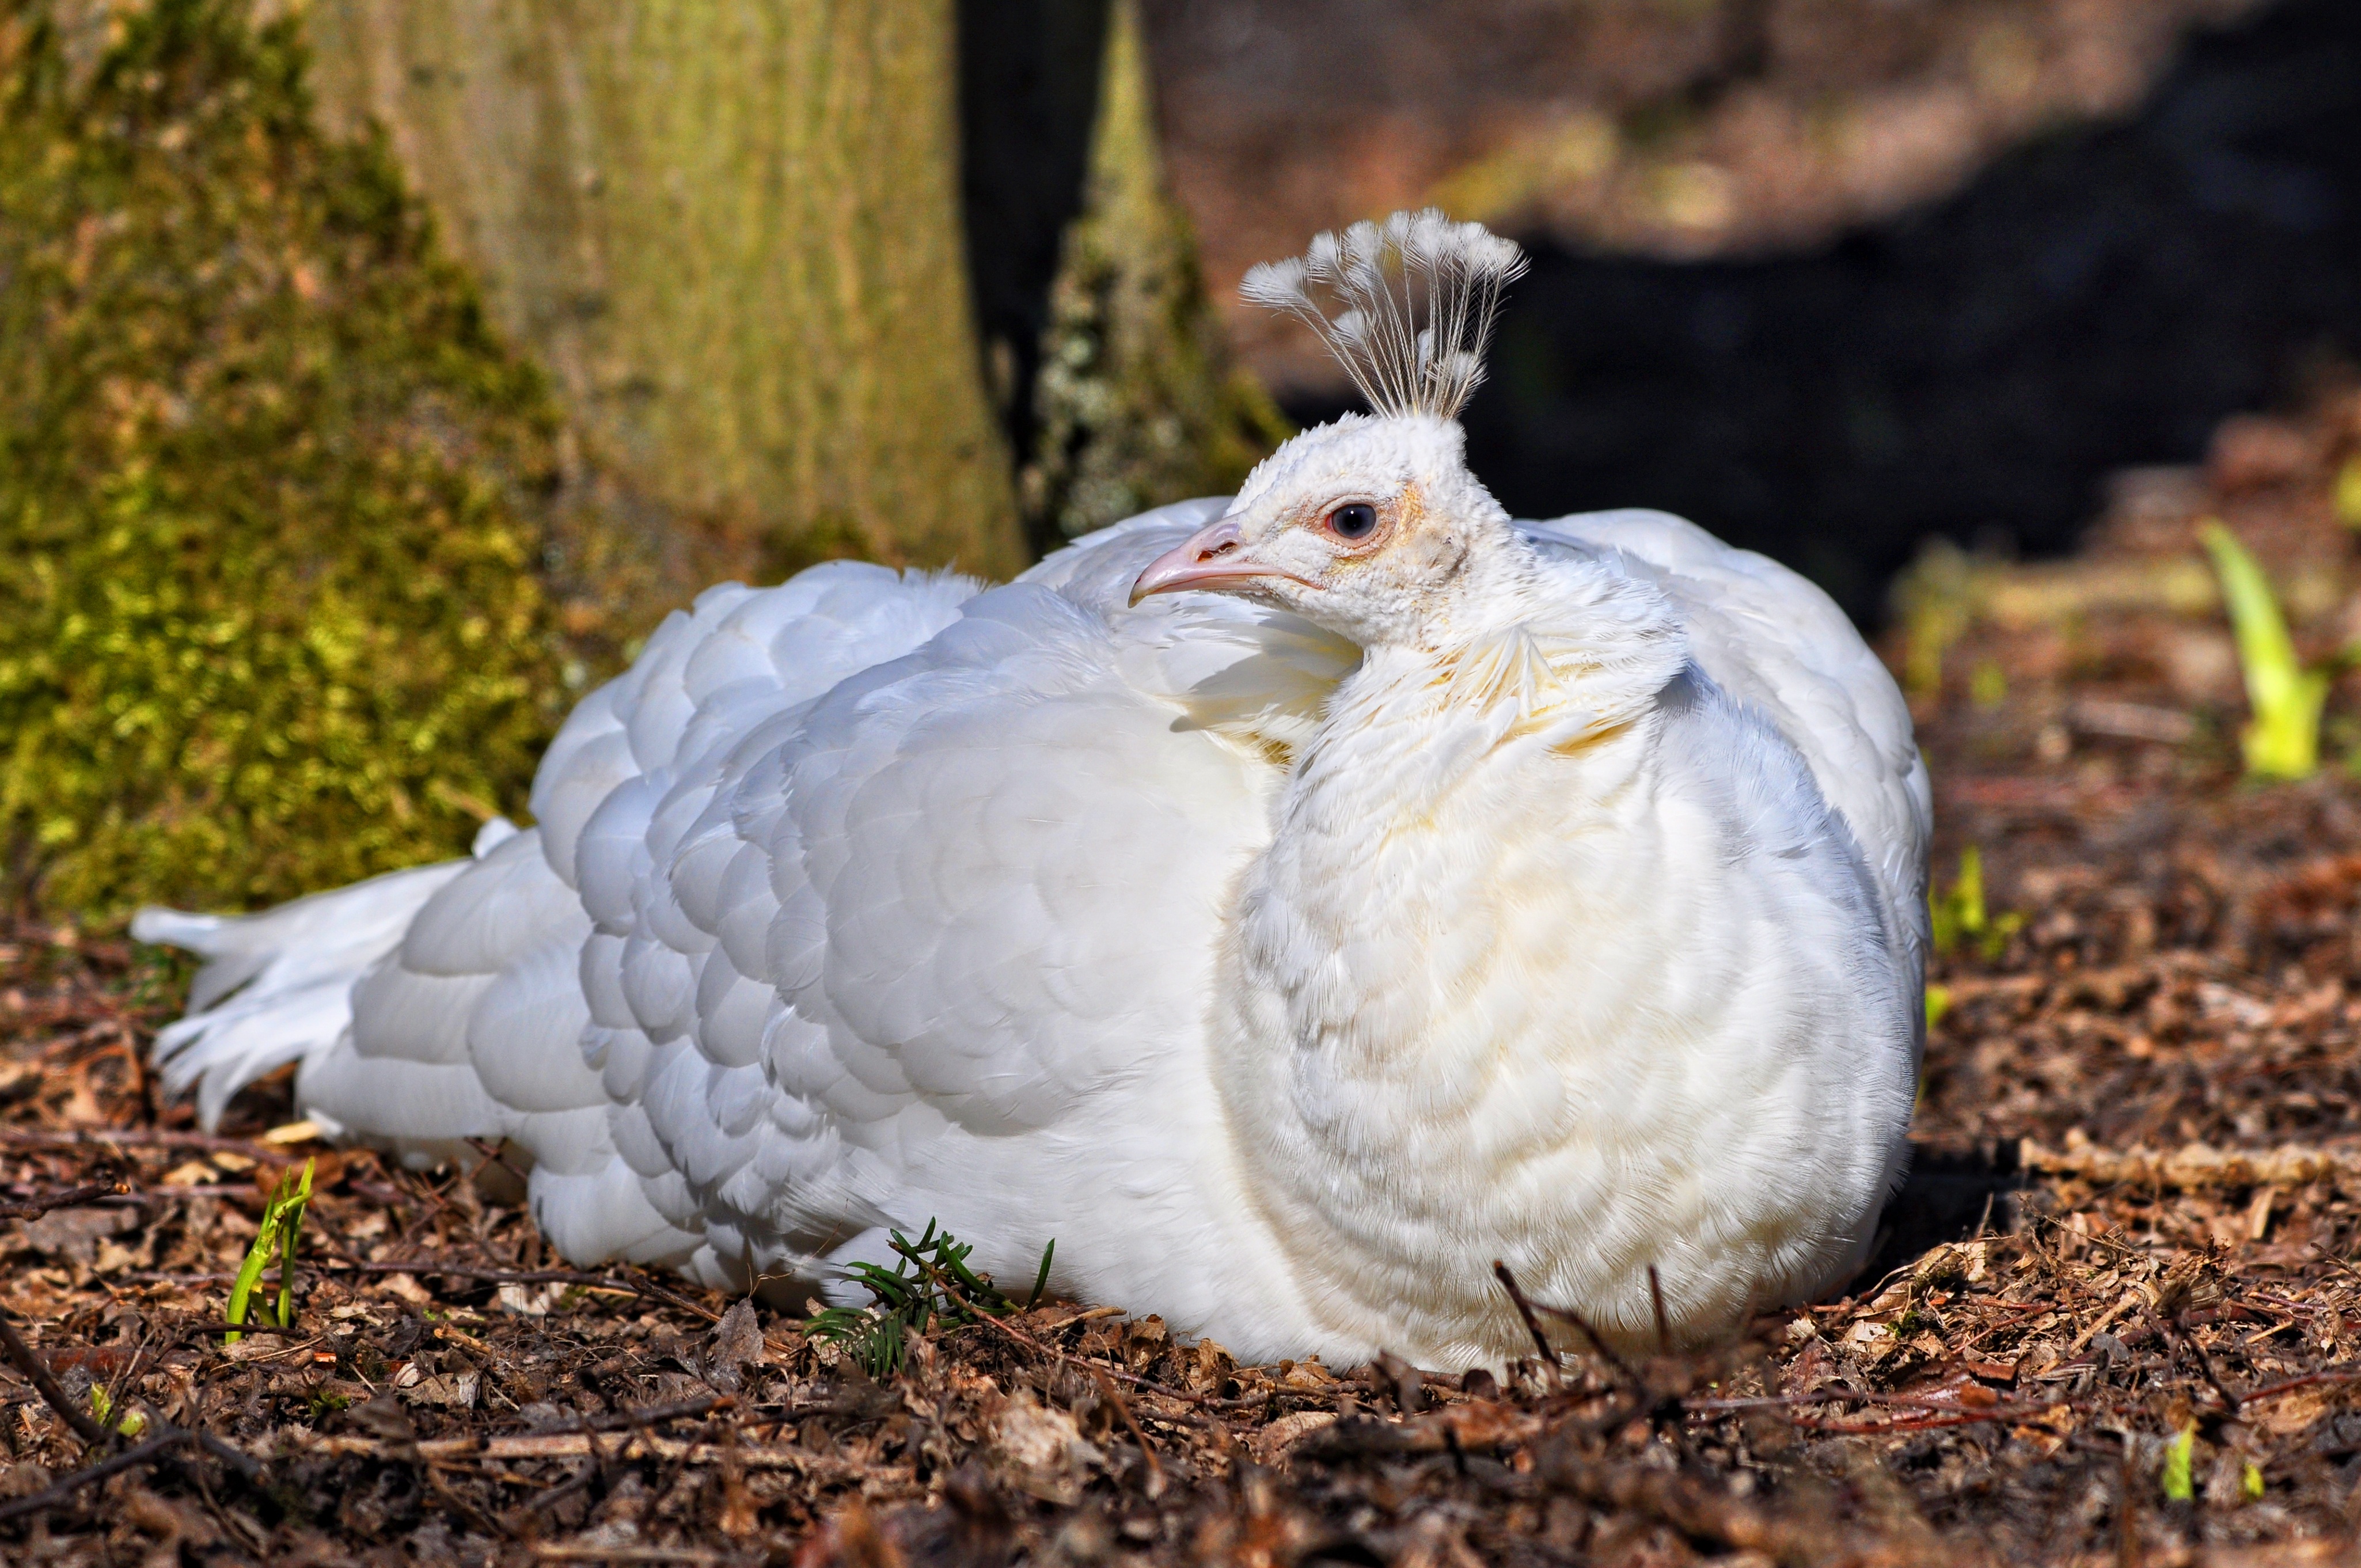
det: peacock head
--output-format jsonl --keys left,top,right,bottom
{"left": 1130, "top": 211, "right": 1533, "bottom": 650}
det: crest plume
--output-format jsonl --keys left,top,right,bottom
{"left": 1240, "top": 208, "right": 1527, "bottom": 422}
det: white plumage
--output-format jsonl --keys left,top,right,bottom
{"left": 138, "top": 215, "right": 1927, "bottom": 1366}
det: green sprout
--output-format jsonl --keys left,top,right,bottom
{"left": 2161, "top": 1425, "right": 2196, "bottom": 1502}
{"left": 88, "top": 1383, "right": 145, "bottom": 1438}
{"left": 226, "top": 1158, "right": 314, "bottom": 1343}
{"left": 807, "top": 1222, "right": 1053, "bottom": 1379}
{"left": 2201, "top": 522, "right": 2330, "bottom": 781}
{"left": 1929, "top": 846, "right": 2024, "bottom": 962}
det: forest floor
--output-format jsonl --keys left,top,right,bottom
{"left": 9, "top": 406, "right": 2361, "bottom": 1564}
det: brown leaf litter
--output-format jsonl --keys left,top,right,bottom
{"left": 12, "top": 393, "right": 2361, "bottom": 1562}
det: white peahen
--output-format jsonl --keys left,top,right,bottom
{"left": 136, "top": 211, "right": 1929, "bottom": 1367}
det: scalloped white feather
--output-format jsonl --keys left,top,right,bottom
{"left": 138, "top": 488, "right": 1925, "bottom": 1364}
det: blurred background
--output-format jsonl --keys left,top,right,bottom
{"left": 4, "top": 0, "right": 2359, "bottom": 916}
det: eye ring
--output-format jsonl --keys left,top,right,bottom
{"left": 1327, "top": 503, "right": 1379, "bottom": 541}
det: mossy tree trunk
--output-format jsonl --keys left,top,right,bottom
{"left": 1, "top": 0, "right": 1274, "bottom": 917}
{"left": 302, "top": 0, "right": 1027, "bottom": 578}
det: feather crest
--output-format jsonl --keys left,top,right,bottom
{"left": 1239, "top": 209, "right": 1527, "bottom": 422}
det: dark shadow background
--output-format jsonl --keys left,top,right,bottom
{"left": 1290, "top": 0, "right": 2361, "bottom": 623}
{"left": 957, "top": 0, "right": 1108, "bottom": 491}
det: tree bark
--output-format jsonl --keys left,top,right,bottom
{"left": 301, "top": 0, "right": 1027, "bottom": 578}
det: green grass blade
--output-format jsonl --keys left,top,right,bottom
{"left": 275, "top": 1158, "right": 314, "bottom": 1330}
{"left": 1027, "top": 1239, "right": 1055, "bottom": 1309}
{"left": 2161, "top": 1425, "right": 2196, "bottom": 1502}
{"left": 225, "top": 1216, "right": 275, "bottom": 1343}
{"left": 225, "top": 1159, "right": 313, "bottom": 1343}
{"left": 2202, "top": 521, "right": 2326, "bottom": 780}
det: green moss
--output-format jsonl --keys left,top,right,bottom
{"left": 0, "top": 0, "right": 601, "bottom": 916}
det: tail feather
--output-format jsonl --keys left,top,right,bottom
{"left": 133, "top": 848, "right": 486, "bottom": 1129}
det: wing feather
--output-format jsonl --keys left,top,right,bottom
{"left": 1520, "top": 509, "right": 1931, "bottom": 963}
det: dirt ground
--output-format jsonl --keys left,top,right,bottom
{"left": 9, "top": 407, "right": 2361, "bottom": 1563}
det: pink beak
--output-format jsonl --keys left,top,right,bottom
{"left": 1129, "top": 519, "right": 1268, "bottom": 606}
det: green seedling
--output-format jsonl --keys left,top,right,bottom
{"left": 88, "top": 1383, "right": 145, "bottom": 1438}
{"left": 2161, "top": 1424, "right": 2196, "bottom": 1502}
{"left": 1923, "top": 984, "right": 1952, "bottom": 1031}
{"left": 1929, "top": 846, "right": 2024, "bottom": 962}
{"left": 226, "top": 1157, "right": 314, "bottom": 1343}
{"left": 2201, "top": 522, "right": 2331, "bottom": 781}
{"left": 807, "top": 1221, "right": 1054, "bottom": 1379}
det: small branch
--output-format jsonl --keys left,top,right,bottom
{"left": 2237, "top": 1366, "right": 2361, "bottom": 1406}
{"left": 0, "top": 1182, "right": 128, "bottom": 1222}
{"left": 325, "top": 1257, "right": 636, "bottom": 1289}
{"left": 0, "top": 1430, "right": 192, "bottom": 1524}
{"left": 1495, "top": 1261, "right": 1638, "bottom": 1385}
{"left": 2158, "top": 1311, "right": 2242, "bottom": 1415}
{"left": 902, "top": 1254, "right": 1224, "bottom": 1421}
{"left": 1781, "top": 1400, "right": 2068, "bottom": 1436}
{"left": 2021, "top": 1136, "right": 2361, "bottom": 1191}
{"left": 1088, "top": 1366, "right": 1167, "bottom": 1499}
{"left": 0, "top": 1127, "right": 286, "bottom": 1156}
{"left": 525, "top": 1394, "right": 733, "bottom": 1439}
{"left": 0, "top": 1313, "right": 113, "bottom": 1448}
{"left": 1490, "top": 1261, "right": 1563, "bottom": 1385}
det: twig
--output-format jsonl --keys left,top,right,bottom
{"left": 180, "top": 1320, "right": 308, "bottom": 1338}
{"left": 177, "top": 1425, "right": 267, "bottom": 1489}
{"left": 0, "top": 1313, "right": 113, "bottom": 1448}
{"left": 1648, "top": 1265, "right": 1671, "bottom": 1356}
{"left": 1959, "top": 1300, "right": 2060, "bottom": 1353}
{"left": 2021, "top": 1137, "right": 2361, "bottom": 1191}
{"left": 1495, "top": 1262, "right": 1638, "bottom": 1385}
{"left": 0, "top": 1430, "right": 193, "bottom": 1524}
{"left": 325, "top": 1256, "right": 638, "bottom": 1289}
{"left": 2225, "top": 1366, "right": 2361, "bottom": 1407}
{"left": 313, "top": 1255, "right": 712, "bottom": 1319}
{"left": 902, "top": 1253, "right": 1225, "bottom": 1421}
{"left": 2159, "top": 1311, "right": 2242, "bottom": 1414}
{"left": 0, "top": 1318, "right": 270, "bottom": 1523}
{"left": 0, "top": 1180, "right": 127, "bottom": 1221}
{"left": 522, "top": 1395, "right": 733, "bottom": 1439}
{"left": 1781, "top": 1400, "right": 2068, "bottom": 1436}
{"left": 1490, "top": 1261, "right": 1564, "bottom": 1386}
{"left": 0, "top": 1126, "right": 286, "bottom": 1156}
{"left": 1089, "top": 1366, "right": 1167, "bottom": 1499}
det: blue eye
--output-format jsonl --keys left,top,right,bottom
{"left": 1328, "top": 503, "right": 1378, "bottom": 540}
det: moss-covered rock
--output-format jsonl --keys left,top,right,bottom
{"left": 0, "top": 0, "right": 600, "bottom": 916}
